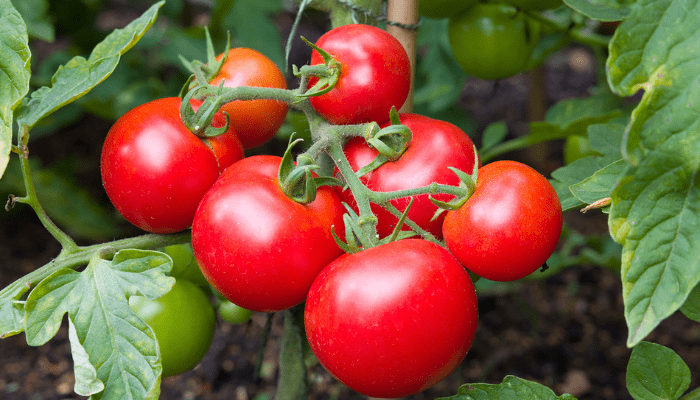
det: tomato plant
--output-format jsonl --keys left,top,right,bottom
{"left": 308, "top": 24, "right": 411, "bottom": 125}
{"left": 448, "top": 3, "right": 540, "bottom": 80}
{"left": 305, "top": 239, "right": 478, "bottom": 398}
{"left": 191, "top": 155, "right": 345, "bottom": 312}
{"left": 563, "top": 134, "right": 600, "bottom": 164}
{"left": 418, "top": 0, "right": 478, "bottom": 19}
{"left": 443, "top": 161, "right": 563, "bottom": 281}
{"left": 504, "top": 0, "right": 563, "bottom": 10}
{"left": 129, "top": 279, "right": 216, "bottom": 377}
{"left": 209, "top": 48, "right": 288, "bottom": 149}
{"left": 336, "top": 113, "right": 479, "bottom": 239}
{"left": 100, "top": 97, "right": 244, "bottom": 234}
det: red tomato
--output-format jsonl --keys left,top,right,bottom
{"left": 191, "top": 155, "right": 345, "bottom": 312}
{"left": 305, "top": 239, "right": 479, "bottom": 398}
{"left": 336, "top": 113, "right": 479, "bottom": 239}
{"left": 443, "top": 160, "right": 563, "bottom": 281}
{"left": 308, "top": 24, "right": 411, "bottom": 125}
{"left": 210, "top": 48, "right": 288, "bottom": 149}
{"left": 101, "top": 97, "right": 244, "bottom": 233}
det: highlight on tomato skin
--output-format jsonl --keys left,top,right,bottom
{"left": 443, "top": 160, "right": 563, "bottom": 282}
{"left": 304, "top": 239, "right": 479, "bottom": 398}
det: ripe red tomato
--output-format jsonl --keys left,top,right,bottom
{"left": 305, "top": 239, "right": 479, "bottom": 398}
{"left": 101, "top": 97, "right": 244, "bottom": 233}
{"left": 336, "top": 113, "right": 479, "bottom": 239}
{"left": 443, "top": 161, "right": 563, "bottom": 281}
{"left": 308, "top": 24, "right": 411, "bottom": 125}
{"left": 210, "top": 48, "right": 288, "bottom": 149}
{"left": 191, "top": 155, "right": 345, "bottom": 312}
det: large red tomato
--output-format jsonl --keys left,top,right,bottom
{"left": 443, "top": 160, "right": 563, "bottom": 281}
{"left": 209, "top": 48, "right": 288, "bottom": 149}
{"left": 336, "top": 113, "right": 479, "bottom": 239}
{"left": 101, "top": 97, "right": 244, "bottom": 233}
{"left": 305, "top": 239, "right": 479, "bottom": 398}
{"left": 308, "top": 24, "right": 411, "bottom": 125}
{"left": 191, "top": 155, "right": 345, "bottom": 312}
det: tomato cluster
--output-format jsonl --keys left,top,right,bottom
{"left": 101, "top": 22, "right": 564, "bottom": 396}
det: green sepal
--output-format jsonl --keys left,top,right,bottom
{"left": 179, "top": 27, "right": 231, "bottom": 82}
{"left": 295, "top": 36, "right": 342, "bottom": 99}
{"left": 429, "top": 164, "right": 478, "bottom": 216}
{"left": 179, "top": 85, "right": 230, "bottom": 138}
{"left": 383, "top": 198, "right": 417, "bottom": 244}
{"left": 366, "top": 122, "right": 412, "bottom": 161}
{"left": 278, "top": 134, "right": 330, "bottom": 204}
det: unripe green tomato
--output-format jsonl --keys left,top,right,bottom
{"left": 130, "top": 279, "right": 216, "bottom": 377}
{"left": 564, "top": 135, "right": 599, "bottom": 164}
{"left": 503, "top": 0, "right": 563, "bottom": 10}
{"left": 163, "top": 243, "right": 210, "bottom": 288}
{"left": 448, "top": 4, "right": 540, "bottom": 80}
{"left": 218, "top": 301, "right": 253, "bottom": 325}
{"left": 418, "top": 0, "right": 479, "bottom": 19}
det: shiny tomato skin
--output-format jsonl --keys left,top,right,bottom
{"left": 308, "top": 24, "right": 411, "bottom": 125}
{"left": 129, "top": 279, "right": 216, "bottom": 377}
{"left": 443, "top": 161, "right": 563, "bottom": 282}
{"left": 191, "top": 155, "right": 345, "bottom": 312}
{"left": 210, "top": 48, "right": 288, "bottom": 149}
{"left": 336, "top": 113, "right": 479, "bottom": 239}
{"left": 305, "top": 239, "right": 479, "bottom": 398}
{"left": 101, "top": 97, "right": 244, "bottom": 234}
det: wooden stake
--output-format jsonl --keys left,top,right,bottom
{"left": 386, "top": 0, "right": 418, "bottom": 113}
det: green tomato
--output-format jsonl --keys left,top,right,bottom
{"left": 564, "top": 135, "right": 600, "bottom": 164}
{"left": 218, "top": 300, "right": 253, "bottom": 325}
{"left": 163, "top": 243, "right": 210, "bottom": 288}
{"left": 448, "top": 4, "right": 540, "bottom": 80}
{"left": 418, "top": 0, "right": 479, "bottom": 19}
{"left": 130, "top": 279, "right": 216, "bottom": 377}
{"left": 503, "top": 0, "right": 563, "bottom": 10}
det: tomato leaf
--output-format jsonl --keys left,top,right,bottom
{"left": 605, "top": 0, "right": 700, "bottom": 346}
{"left": 562, "top": 0, "right": 633, "bottom": 21}
{"left": 436, "top": 375, "right": 577, "bottom": 400}
{"left": 680, "top": 283, "right": 700, "bottom": 322}
{"left": 225, "top": 0, "right": 284, "bottom": 69}
{"left": 16, "top": 1, "right": 164, "bottom": 129}
{"left": 626, "top": 342, "right": 691, "bottom": 400}
{"left": 23, "top": 250, "right": 174, "bottom": 399}
{"left": 569, "top": 159, "right": 627, "bottom": 209}
{"left": 10, "top": 0, "right": 54, "bottom": 41}
{"left": 0, "top": 0, "right": 31, "bottom": 180}
{"left": 480, "top": 121, "right": 508, "bottom": 153}
{"left": 0, "top": 283, "right": 29, "bottom": 338}
{"left": 277, "top": 308, "right": 308, "bottom": 400}
{"left": 67, "top": 318, "right": 104, "bottom": 395}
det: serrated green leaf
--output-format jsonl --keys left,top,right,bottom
{"left": 67, "top": 318, "right": 104, "bottom": 396}
{"left": 436, "top": 375, "right": 577, "bottom": 400}
{"left": 277, "top": 308, "right": 308, "bottom": 400}
{"left": 607, "top": 0, "right": 700, "bottom": 163}
{"left": 570, "top": 159, "right": 628, "bottom": 205}
{"left": 562, "top": 0, "right": 633, "bottom": 21}
{"left": 0, "top": 283, "right": 29, "bottom": 338}
{"left": 550, "top": 154, "right": 620, "bottom": 211}
{"left": 544, "top": 92, "right": 622, "bottom": 135}
{"left": 626, "top": 342, "right": 690, "bottom": 400}
{"left": 605, "top": 0, "right": 700, "bottom": 346}
{"left": 680, "top": 282, "right": 700, "bottom": 322}
{"left": 586, "top": 118, "right": 627, "bottom": 157}
{"left": 17, "top": 1, "right": 164, "bottom": 129}
{"left": 24, "top": 249, "right": 174, "bottom": 400}
{"left": 609, "top": 130, "right": 700, "bottom": 346}
{"left": 10, "top": 0, "right": 54, "bottom": 41}
{"left": 0, "top": 0, "right": 31, "bottom": 180}
{"left": 225, "top": 0, "right": 284, "bottom": 68}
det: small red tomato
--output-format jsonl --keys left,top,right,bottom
{"left": 101, "top": 97, "right": 243, "bottom": 233}
{"left": 305, "top": 239, "right": 479, "bottom": 398}
{"left": 443, "top": 160, "right": 563, "bottom": 281}
{"left": 336, "top": 113, "right": 479, "bottom": 239}
{"left": 191, "top": 155, "right": 345, "bottom": 312}
{"left": 210, "top": 48, "right": 288, "bottom": 149}
{"left": 308, "top": 24, "right": 411, "bottom": 125}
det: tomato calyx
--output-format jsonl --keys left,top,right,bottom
{"left": 180, "top": 28, "right": 231, "bottom": 84}
{"left": 294, "top": 37, "right": 342, "bottom": 100}
{"left": 429, "top": 148, "right": 480, "bottom": 215}
{"left": 278, "top": 134, "right": 343, "bottom": 204}
{"left": 179, "top": 86, "right": 232, "bottom": 138}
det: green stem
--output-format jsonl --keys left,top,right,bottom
{"left": 369, "top": 183, "right": 467, "bottom": 204}
{"left": 682, "top": 387, "right": 700, "bottom": 400}
{"left": 525, "top": 10, "right": 610, "bottom": 48}
{"left": 0, "top": 231, "right": 191, "bottom": 306}
{"left": 12, "top": 125, "right": 78, "bottom": 251}
{"left": 480, "top": 128, "right": 571, "bottom": 163}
